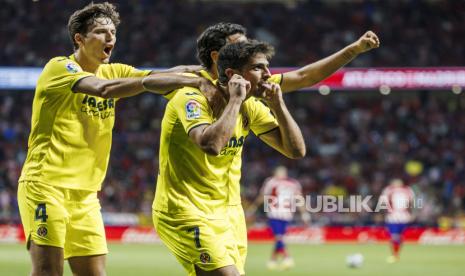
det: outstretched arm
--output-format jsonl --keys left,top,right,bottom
{"left": 73, "top": 76, "right": 145, "bottom": 99}
{"left": 73, "top": 73, "right": 217, "bottom": 99}
{"left": 142, "top": 73, "right": 216, "bottom": 96}
{"left": 280, "top": 31, "right": 380, "bottom": 93}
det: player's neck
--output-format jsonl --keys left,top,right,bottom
{"left": 208, "top": 65, "right": 218, "bottom": 80}
{"left": 74, "top": 50, "right": 101, "bottom": 74}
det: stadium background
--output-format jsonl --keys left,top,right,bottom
{"left": 1, "top": 0, "right": 465, "bottom": 275}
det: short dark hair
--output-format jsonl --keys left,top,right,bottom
{"left": 68, "top": 2, "right": 120, "bottom": 50}
{"left": 217, "top": 40, "right": 275, "bottom": 84}
{"left": 196, "top": 22, "right": 247, "bottom": 69}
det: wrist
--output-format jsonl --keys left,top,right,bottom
{"left": 193, "top": 78, "right": 204, "bottom": 88}
{"left": 229, "top": 95, "right": 244, "bottom": 104}
{"left": 267, "top": 97, "right": 284, "bottom": 109}
{"left": 347, "top": 43, "right": 362, "bottom": 56}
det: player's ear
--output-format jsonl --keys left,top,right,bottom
{"left": 225, "top": 68, "right": 235, "bottom": 80}
{"left": 210, "top": 51, "right": 219, "bottom": 65}
{"left": 74, "top": 33, "right": 84, "bottom": 48}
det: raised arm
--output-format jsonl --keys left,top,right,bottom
{"left": 258, "top": 83, "right": 306, "bottom": 159}
{"left": 189, "top": 74, "right": 248, "bottom": 155}
{"left": 280, "top": 31, "right": 380, "bottom": 93}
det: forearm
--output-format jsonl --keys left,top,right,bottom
{"left": 269, "top": 101, "right": 306, "bottom": 158}
{"left": 142, "top": 73, "right": 202, "bottom": 94}
{"left": 200, "top": 98, "right": 243, "bottom": 154}
{"left": 100, "top": 77, "right": 145, "bottom": 99}
{"left": 282, "top": 44, "right": 359, "bottom": 92}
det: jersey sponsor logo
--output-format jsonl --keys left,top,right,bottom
{"left": 186, "top": 100, "right": 201, "bottom": 120}
{"left": 37, "top": 225, "right": 48, "bottom": 237}
{"left": 65, "top": 62, "right": 80, "bottom": 73}
{"left": 220, "top": 135, "right": 245, "bottom": 156}
{"left": 81, "top": 95, "right": 115, "bottom": 119}
{"left": 199, "top": 252, "right": 211, "bottom": 263}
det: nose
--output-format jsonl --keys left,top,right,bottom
{"left": 106, "top": 32, "right": 115, "bottom": 42}
{"left": 263, "top": 67, "right": 271, "bottom": 79}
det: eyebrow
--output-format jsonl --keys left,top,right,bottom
{"left": 93, "top": 27, "right": 116, "bottom": 32}
{"left": 250, "top": 62, "right": 269, "bottom": 67}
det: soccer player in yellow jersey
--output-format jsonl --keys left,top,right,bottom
{"left": 17, "top": 3, "right": 216, "bottom": 276}
{"left": 152, "top": 40, "right": 305, "bottom": 276}
{"left": 144, "top": 22, "right": 380, "bottom": 274}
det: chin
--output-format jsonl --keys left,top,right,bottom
{"left": 101, "top": 57, "right": 110, "bottom": 64}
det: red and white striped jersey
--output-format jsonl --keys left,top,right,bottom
{"left": 262, "top": 176, "right": 302, "bottom": 221}
{"left": 380, "top": 185, "right": 415, "bottom": 224}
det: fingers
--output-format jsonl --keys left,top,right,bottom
{"left": 363, "top": 30, "right": 380, "bottom": 48}
{"left": 261, "top": 82, "right": 281, "bottom": 100}
{"left": 230, "top": 74, "right": 250, "bottom": 87}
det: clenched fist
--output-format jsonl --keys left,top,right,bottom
{"left": 228, "top": 74, "right": 250, "bottom": 101}
{"left": 352, "top": 31, "right": 380, "bottom": 54}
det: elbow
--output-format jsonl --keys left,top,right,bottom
{"left": 141, "top": 76, "right": 151, "bottom": 90}
{"left": 96, "top": 84, "right": 113, "bottom": 99}
{"left": 200, "top": 140, "right": 223, "bottom": 156}
{"left": 99, "top": 90, "right": 113, "bottom": 99}
{"left": 287, "top": 146, "right": 306, "bottom": 159}
{"left": 202, "top": 145, "right": 222, "bottom": 156}
{"left": 204, "top": 147, "right": 221, "bottom": 156}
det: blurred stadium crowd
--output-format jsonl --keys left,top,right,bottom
{"left": 1, "top": 0, "right": 464, "bottom": 67}
{"left": 1, "top": 0, "right": 465, "bottom": 227}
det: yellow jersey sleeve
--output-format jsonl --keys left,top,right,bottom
{"left": 170, "top": 87, "right": 213, "bottom": 134}
{"left": 246, "top": 98, "right": 279, "bottom": 136}
{"left": 107, "top": 63, "right": 152, "bottom": 78}
{"left": 269, "top": 73, "right": 283, "bottom": 85}
{"left": 162, "top": 73, "right": 200, "bottom": 101}
{"left": 41, "top": 57, "right": 94, "bottom": 92}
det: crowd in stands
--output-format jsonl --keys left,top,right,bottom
{"left": 1, "top": 0, "right": 464, "bottom": 68}
{"left": 1, "top": 90, "right": 464, "bottom": 226}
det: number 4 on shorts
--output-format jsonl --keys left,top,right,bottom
{"left": 34, "top": 203, "right": 48, "bottom": 222}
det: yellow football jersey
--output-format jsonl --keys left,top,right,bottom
{"left": 19, "top": 55, "right": 151, "bottom": 191}
{"left": 161, "top": 70, "right": 282, "bottom": 205}
{"left": 153, "top": 85, "right": 278, "bottom": 218}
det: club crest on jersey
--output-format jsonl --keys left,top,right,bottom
{"left": 37, "top": 225, "right": 48, "bottom": 237}
{"left": 199, "top": 252, "right": 211, "bottom": 263}
{"left": 186, "top": 100, "right": 201, "bottom": 120}
{"left": 65, "top": 62, "right": 80, "bottom": 73}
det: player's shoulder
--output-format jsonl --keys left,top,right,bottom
{"left": 268, "top": 73, "right": 283, "bottom": 85}
{"left": 170, "top": 86, "right": 204, "bottom": 103}
{"left": 43, "top": 56, "right": 82, "bottom": 73}
{"left": 46, "top": 56, "right": 76, "bottom": 66}
{"left": 97, "top": 62, "right": 132, "bottom": 74}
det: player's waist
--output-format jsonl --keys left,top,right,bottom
{"left": 152, "top": 202, "right": 228, "bottom": 219}
{"left": 19, "top": 175, "right": 102, "bottom": 192}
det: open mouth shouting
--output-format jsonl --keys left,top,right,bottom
{"left": 103, "top": 44, "right": 114, "bottom": 58}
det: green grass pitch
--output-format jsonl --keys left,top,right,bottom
{"left": 1, "top": 243, "right": 464, "bottom": 275}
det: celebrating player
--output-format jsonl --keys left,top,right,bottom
{"left": 152, "top": 40, "right": 305, "bottom": 276}
{"left": 144, "top": 22, "right": 380, "bottom": 274}
{"left": 17, "top": 2, "right": 215, "bottom": 276}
